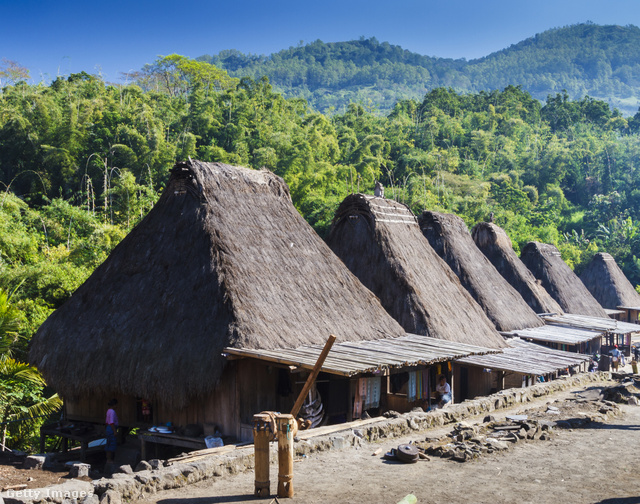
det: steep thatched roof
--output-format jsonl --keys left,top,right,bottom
{"left": 471, "top": 222, "right": 563, "bottom": 315}
{"left": 418, "top": 212, "right": 543, "bottom": 332}
{"left": 580, "top": 252, "right": 640, "bottom": 309}
{"left": 326, "top": 194, "right": 506, "bottom": 349}
{"left": 520, "top": 241, "right": 608, "bottom": 317}
{"left": 30, "top": 161, "right": 406, "bottom": 408}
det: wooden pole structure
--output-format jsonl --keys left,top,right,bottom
{"left": 497, "top": 371, "right": 505, "bottom": 391}
{"left": 253, "top": 413, "right": 271, "bottom": 497}
{"left": 276, "top": 413, "right": 295, "bottom": 498}
{"left": 290, "top": 334, "right": 336, "bottom": 418}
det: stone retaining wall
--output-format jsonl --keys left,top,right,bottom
{"left": 1, "top": 372, "right": 611, "bottom": 504}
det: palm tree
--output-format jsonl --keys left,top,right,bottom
{"left": 0, "top": 289, "right": 62, "bottom": 451}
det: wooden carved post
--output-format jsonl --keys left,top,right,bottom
{"left": 253, "top": 413, "right": 271, "bottom": 497}
{"left": 276, "top": 413, "right": 295, "bottom": 498}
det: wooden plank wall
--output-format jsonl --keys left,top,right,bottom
{"left": 66, "top": 392, "right": 138, "bottom": 426}
{"left": 456, "top": 366, "right": 495, "bottom": 400}
{"left": 63, "top": 360, "right": 294, "bottom": 440}
{"left": 504, "top": 372, "right": 527, "bottom": 389}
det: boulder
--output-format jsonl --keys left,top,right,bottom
{"left": 23, "top": 455, "right": 46, "bottom": 470}
{"left": 69, "top": 463, "right": 91, "bottom": 478}
{"left": 134, "top": 460, "right": 152, "bottom": 472}
{"left": 485, "top": 438, "right": 509, "bottom": 451}
{"left": 99, "top": 489, "right": 122, "bottom": 504}
{"left": 148, "top": 459, "right": 164, "bottom": 470}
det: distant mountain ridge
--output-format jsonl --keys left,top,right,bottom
{"left": 198, "top": 23, "right": 640, "bottom": 115}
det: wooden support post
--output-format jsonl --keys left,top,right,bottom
{"left": 290, "top": 335, "right": 336, "bottom": 418}
{"left": 346, "top": 378, "right": 354, "bottom": 422}
{"left": 276, "top": 414, "right": 295, "bottom": 498}
{"left": 497, "top": 371, "right": 505, "bottom": 391}
{"left": 253, "top": 413, "right": 271, "bottom": 498}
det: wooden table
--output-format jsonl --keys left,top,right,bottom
{"left": 40, "top": 424, "right": 104, "bottom": 461}
{"left": 138, "top": 431, "right": 206, "bottom": 460}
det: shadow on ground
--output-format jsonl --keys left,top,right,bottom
{"left": 593, "top": 498, "right": 640, "bottom": 504}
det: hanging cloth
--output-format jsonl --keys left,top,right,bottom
{"left": 422, "top": 369, "right": 429, "bottom": 400}
{"left": 365, "top": 377, "right": 373, "bottom": 410}
{"left": 359, "top": 377, "right": 367, "bottom": 398}
{"left": 353, "top": 378, "right": 365, "bottom": 419}
{"left": 408, "top": 371, "right": 417, "bottom": 402}
{"left": 370, "top": 377, "right": 381, "bottom": 408}
{"left": 353, "top": 389, "right": 362, "bottom": 419}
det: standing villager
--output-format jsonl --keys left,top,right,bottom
{"left": 610, "top": 346, "right": 622, "bottom": 372}
{"left": 105, "top": 399, "right": 118, "bottom": 464}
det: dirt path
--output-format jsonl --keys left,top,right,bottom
{"left": 132, "top": 381, "right": 640, "bottom": 504}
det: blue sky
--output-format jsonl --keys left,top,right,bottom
{"left": 2, "top": 0, "right": 640, "bottom": 83}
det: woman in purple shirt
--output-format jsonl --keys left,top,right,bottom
{"left": 105, "top": 399, "right": 119, "bottom": 462}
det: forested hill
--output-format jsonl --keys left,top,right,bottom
{"left": 199, "top": 23, "right": 640, "bottom": 115}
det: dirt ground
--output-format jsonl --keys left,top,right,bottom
{"left": 132, "top": 380, "right": 640, "bottom": 504}
{"left": 0, "top": 453, "right": 94, "bottom": 492}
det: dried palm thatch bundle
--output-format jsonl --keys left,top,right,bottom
{"left": 30, "top": 161, "right": 406, "bottom": 409}
{"left": 326, "top": 194, "right": 506, "bottom": 349}
{"left": 471, "top": 222, "right": 563, "bottom": 315}
{"left": 579, "top": 252, "right": 640, "bottom": 310}
{"left": 520, "top": 241, "right": 608, "bottom": 317}
{"left": 418, "top": 212, "right": 543, "bottom": 332}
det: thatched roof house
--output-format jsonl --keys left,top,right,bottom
{"left": 326, "top": 194, "right": 506, "bottom": 349}
{"left": 520, "top": 242, "right": 608, "bottom": 317}
{"left": 580, "top": 252, "right": 640, "bottom": 311}
{"left": 30, "top": 161, "right": 410, "bottom": 436}
{"left": 471, "top": 222, "right": 563, "bottom": 315}
{"left": 418, "top": 212, "right": 543, "bottom": 332}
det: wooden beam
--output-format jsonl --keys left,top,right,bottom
{"left": 290, "top": 334, "right": 336, "bottom": 417}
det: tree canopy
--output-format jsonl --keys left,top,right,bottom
{"left": 199, "top": 24, "right": 640, "bottom": 115}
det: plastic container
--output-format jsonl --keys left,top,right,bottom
{"left": 204, "top": 436, "right": 224, "bottom": 449}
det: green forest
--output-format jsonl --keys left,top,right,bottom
{"left": 199, "top": 23, "right": 640, "bottom": 115}
{"left": 2, "top": 48, "right": 640, "bottom": 449}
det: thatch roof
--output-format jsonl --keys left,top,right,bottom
{"left": 418, "top": 212, "right": 543, "bottom": 332}
{"left": 326, "top": 194, "right": 507, "bottom": 349}
{"left": 471, "top": 222, "right": 563, "bottom": 315}
{"left": 30, "top": 161, "right": 406, "bottom": 408}
{"left": 579, "top": 252, "right": 640, "bottom": 310}
{"left": 520, "top": 241, "right": 608, "bottom": 317}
